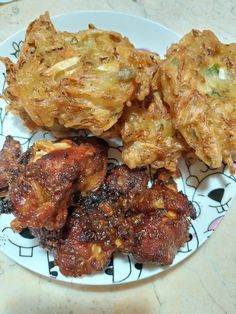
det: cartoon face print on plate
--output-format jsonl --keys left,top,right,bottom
{"left": 105, "top": 253, "right": 143, "bottom": 283}
{"left": 188, "top": 170, "right": 236, "bottom": 215}
{"left": 204, "top": 215, "right": 225, "bottom": 238}
{"left": 183, "top": 159, "right": 236, "bottom": 244}
{"left": 178, "top": 223, "right": 199, "bottom": 254}
{"left": 184, "top": 157, "right": 236, "bottom": 213}
{"left": 0, "top": 224, "right": 39, "bottom": 258}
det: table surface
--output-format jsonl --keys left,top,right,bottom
{"left": 0, "top": 1, "right": 236, "bottom": 313}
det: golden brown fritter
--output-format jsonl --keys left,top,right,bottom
{"left": 0, "top": 136, "right": 21, "bottom": 194}
{"left": 0, "top": 12, "right": 159, "bottom": 136}
{"left": 120, "top": 92, "right": 185, "bottom": 171}
{"left": 159, "top": 30, "right": 236, "bottom": 174}
{"left": 8, "top": 137, "right": 108, "bottom": 231}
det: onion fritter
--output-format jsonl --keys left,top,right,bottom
{"left": 159, "top": 30, "right": 236, "bottom": 174}
{"left": 0, "top": 12, "right": 159, "bottom": 136}
{"left": 120, "top": 92, "right": 185, "bottom": 171}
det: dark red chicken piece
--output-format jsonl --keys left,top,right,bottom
{"left": 54, "top": 165, "right": 195, "bottom": 276}
{"left": 0, "top": 135, "right": 195, "bottom": 276}
{"left": 131, "top": 212, "right": 190, "bottom": 264}
{"left": 8, "top": 137, "right": 108, "bottom": 231}
{"left": 0, "top": 136, "right": 21, "bottom": 194}
{"left": 55, "top": 212, "right": 116, "bottom": 276}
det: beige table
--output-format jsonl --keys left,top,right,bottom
{"left": 0, "top": 1, "right": 236, "bottom": 313}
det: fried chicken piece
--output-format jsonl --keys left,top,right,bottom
{"left": 120, "top": 92, "right": 185, "bottom": 171}
{"left": 105, "top": 164, "right": 149, "bottom": 196}
{"left": 54, "top": 166, "right": 146, "bottom": 276}
{"left": 132, "top": 213, "right": 189, "bottom": 264}
{"left": 55, "top": 212, "right": 116, "bottom": 277}
{"left": 0, "top": 136, "right": 21, "bottom": 195}
{"left": 8, "top": 137, "right": 108, "bottom": 232}
{"left": 127, "top": 168, "right": 195, "bottom": 219}
{"left": 71, "top": 137, "right": 109, "bottom": 195}
{"left": 54, "top": 165, "right": 195, "bottom": 276}
{"left": 1, "top": 12, "right": 159, "bottom": 136}
{"left": 29, "top": 227, "right": 62, "bottom": 251}
{"left": 159, "top": 30, "right": 236, "bottom": 174}
{"left": 131, "top": 169, "right": 195, "bottom": 263}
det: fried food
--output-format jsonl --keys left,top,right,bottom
{"left": 69, "top": 137, "right": 109, "bottom": 195}
{"left": 29, "top": 227, "right": 62, "bottom": 251}
{"left": 2, "top": 13, "right": 234, "bottom": 174}
{"left": 54, "top": 213, "right": 116, "bottom": 276}
{"left": 0, "top": 12, "right": 159, "bottom": 136}
{"left": 5, "top": 137, "right": 108, "bottom": 231}
{"left": 159, "top": 30, "right": 236, "bottom": 174}
{"left": 0, "top": 136, "right": 21, "bottom": 195}
{"left": 120, "top": 92, "right": 185, "bottom": 171}
{"left": 0, "top": 134, "right": 195, "bottom": 276}
{"left": 54, "top": 166, "right": 195, "bottom": 276}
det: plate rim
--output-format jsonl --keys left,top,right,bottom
{"left": 0, "top": 10, "right": 233, "bottom": 286}
{"left": 0, "top": 10, "right": 181, "bottom": 46}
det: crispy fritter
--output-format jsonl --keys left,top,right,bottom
{"left": 0, "top": 12, "right": 159, "bottom": 136}
{"left": 0, "top": 136, "right": 21, "bottom": 194}
{"left": 8, "top": 137, "right": 108, "bottom": 231}
{"left": 159, "top": 30, "right": 236, "bottom": 174}
{"left": 120, "top": 92, "right": 185, "bottom": 171}
{"left": 54, "top": 165, "right": 195, "bottom": 276}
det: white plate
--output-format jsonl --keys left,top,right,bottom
{"left": 0, "top": 11, "right": 235, "bottom": 286}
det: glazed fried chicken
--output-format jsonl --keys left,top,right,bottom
{"left": 159, "top": 30, "right": 236, "bottom": 174}
{"left": 2, "top": 137, "right": 108, "bottom": 231}
{"left": 29, "top": 227, "right": 62, "bottom": 251}
{"left": 0, "top": 136, "right": 21, "bottom": 195}
{"left": 131, "top": 169, "right": 195, "bottom": 263}
{"left": 1, "top": 12, "right": 159, "bottom": 136}
{"left": 0, "top": 136, "right": 195, "bottom": 277}
{"left": 69, "top": 137, "right": 108, "bottom": 195}
{"left": 54, "top": 166, "right": 195, "bottom": 276}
